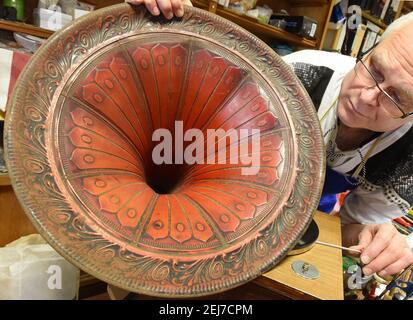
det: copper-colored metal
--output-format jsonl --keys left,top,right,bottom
{"left": 5, "top": 4, "right": 325, "bottom": 297}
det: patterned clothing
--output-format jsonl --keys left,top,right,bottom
{"left": 283, "top": 50, "right": 412, "bottom": 224}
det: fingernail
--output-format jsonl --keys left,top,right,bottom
{"left": 363, "top": 267, "right": 372, "bottom": 276}
{"left": 166, "top": 12, "right": 173, "bottom": 19}
{"left": 176, "top": 9, "right": 184, "bottom": 17}
{"left": 153, "top": 7, "right": 160, "bottom": 15}
{"left": 379, "top": 270, "right": 387, "bottom": 277}
{"left": 361, "top": 255, "right": 370, "bottom": 264}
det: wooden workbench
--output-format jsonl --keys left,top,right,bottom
{"left": 0, "top": 174, "right": 37, "bottom": 247}
{"left": 255, "top": 211, "right": 344, "bottom": 300}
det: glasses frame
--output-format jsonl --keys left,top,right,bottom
{"left": 356, "top": 47, "right": 413, "bottom": 120}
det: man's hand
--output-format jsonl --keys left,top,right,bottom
{"left": 126, "top": 0, "right": 193, "bottom": 19}
{"left": 343, "top": 223, "right": 413, "bottom": 277}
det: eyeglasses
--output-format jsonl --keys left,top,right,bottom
{"left": 354, "top": 56, "right": 413, "bottom": 119}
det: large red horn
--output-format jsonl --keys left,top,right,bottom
{"left": 4, "top": 4, "right": 325, "bottom": 297}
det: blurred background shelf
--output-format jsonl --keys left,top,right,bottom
{"left": 0, "top": 19, "right": 53, "bottom": 38}
{"left": 362, "top": 11, "right": 387, "bottom": 29}
{"left": 193, "top": 0, "right": 318, "bottom": 48}
{"left": 0, "top": 0, "right": 334, "bottom": 50}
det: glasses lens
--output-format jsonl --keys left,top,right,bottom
{"left": 378, "top": 94, "right": 403, "bottom": 117}
{"left": 355, "top": 61, "right": 376, "bottom": 87}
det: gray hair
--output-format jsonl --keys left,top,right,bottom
{"left": 381, "top": 10, "right": 413, "bottom": 40}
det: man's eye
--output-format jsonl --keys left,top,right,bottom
{"left": 388, "top": 89, "right": 401, "bottom": 104}
{"left": 370, "top": 66, "right": 384, "bottom": 82}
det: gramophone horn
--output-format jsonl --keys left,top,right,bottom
{"left": 4, "top": 4, "right": 325, "bottom": 297}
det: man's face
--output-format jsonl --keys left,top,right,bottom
{"left": 338, "top": 29, "right": 413, "bottom": 132}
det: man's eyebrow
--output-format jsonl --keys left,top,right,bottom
{"left": 369, "top": 54, "right": 385, "bottom": 70}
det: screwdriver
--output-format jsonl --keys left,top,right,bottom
{"left": 315, "top": 240, "right": 361, "bottom": 253}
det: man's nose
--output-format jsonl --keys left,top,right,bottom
{"left": 359, "top": 85, "right": 381, "bottom": 107}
